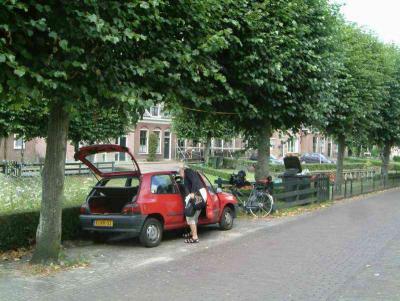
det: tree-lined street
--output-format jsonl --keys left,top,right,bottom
{"left": 1, "top": 189, "right": 400, "bottom": 301}
{"left": 2, "top": 0, "right": 400, "bottom": 264}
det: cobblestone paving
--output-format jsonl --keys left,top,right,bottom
{"left": 1, "top": 189, "right": 399, "bottom": 301}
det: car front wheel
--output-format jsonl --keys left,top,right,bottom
{"left": 219, "top": 207, "right": 234, "bottom": 231}
{"left": 139, "top": 218, "right": 163, "bottom": 248}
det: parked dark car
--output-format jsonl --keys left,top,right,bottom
{"left": 300, "top": 153, "right": 332, "bottom": 164}
{"left": 249, "top": 154, "right": 283, "bottom": 165}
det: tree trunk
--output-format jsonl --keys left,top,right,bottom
{"left": 255, "top": 122, "right": 271, "bottom": 181}
{"left": 0, "top": 137, "right": 3, "bottom": 159}
{"left": 355, "top": 145, "right": 361, "bottom": 157}
{"left": 204, "top": 136, "right": 211, "bottom": 165}
{"left": 3, "top": 136, "right": 8, "bottom": 160}
{"left": 73, "top": 141, "right": 79, "bottom": 153}
{"left": 335, "top": 135, "right": 346, "bottom": 193}
{"left": 381, "top": 142, "right": 392, "bottom": 182}
{"left": 31, "top": 102, "right": 70, "bottom": 264}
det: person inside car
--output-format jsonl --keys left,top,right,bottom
{"left": 179, "top": 166, "right": 207, "bottom": 244}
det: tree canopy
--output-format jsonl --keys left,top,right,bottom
{"left": 211, "top": 0, "right": 339, "bottom": 179}
{"left": 316, "top": 23, "right": 391, "bottom": 188}
{"left": 0, "top": 0, "right": 230, "bottom": 262}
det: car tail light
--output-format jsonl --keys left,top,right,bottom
{"left": 122, "top": 203, "right": 141, "bottom": 215}
{"left": 80, "top": 204, "right": 89, "bottom": 214}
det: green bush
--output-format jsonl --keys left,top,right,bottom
{"left": 344, "top": 157, "right": 381, "bottom": 165}
{"left": 389, "top": 162, "right": 400, "bottom": 171}
{"left": 189, "top": 164, "right": 232, "bottom": 179}
{"left": 219, "top": 157, "right": 376, "bottom": 173}
{"left": 393, "top": 156, "right": 400, "bottom": 163}
{"left": 0, "top": 207, "right": 81, "bottom": 251}
{"left": 344, "top": 157, "right": 368, "bottom": 163}
{"left": 147, "top": 133, "right": 159, "bottom": 162}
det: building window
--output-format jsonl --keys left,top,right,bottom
{"left": 288, "top": 138, "right": 294, "bottom": 153}
{"left": 287, "top": 137, "right": 299, "bottom": 153}
{"left": 115, "top": 136, "right": 127, "bottom": 161}
{"left": 328, "top": 141, "right": 332, "bottom": 157}
{"left": 312, "top": 137, "right": 318, "bottom": 153}
{"left": 14, "top": 135, "right": 25, "bottom": 150}
{"left": 224, "top": 139, "right": 233, "bottom": 149}
{"left": 177, "top": 139, "right": 186, "bottom": 149}
{"left": 153, "top": 130, "right": 161, "bottom": 154}
{"left": 320, "top": 138, "right": 326, "bottom": 153}
{"left": 270, "top": 139, "right": 276, "bottom": 149}
{"left": 150, "top": 106, "right": 160, "bottom": 117}
{"left": 139, "top": 130, "right": 148, "bottom": 153}
{"left": 213, "top": 139, "right": 222, "bottom": 148}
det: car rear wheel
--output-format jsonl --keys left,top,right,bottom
{"left": 139, "top": 218, "right": 163, "bottom": 248}
{"left": 219, "top": 207, "right": 234, "bottom": 231}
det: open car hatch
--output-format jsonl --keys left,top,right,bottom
{"left": 74, "top": 144, "right": 141, "bottom": 178}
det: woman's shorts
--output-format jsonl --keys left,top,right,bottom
{"left": 186, "top": 209, "right": 201, "bottom": 225}
{"left": 185, "top": 187, "right": 207, "bottom": 225}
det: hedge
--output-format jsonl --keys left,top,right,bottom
{"left": 0, "top": 206, "right": 81, "bottom": 251}
{"left": 344, "top": 157, "right": 380, "bottom": 164}
{"left": 201, "top": 157, "right": 400, "bottom": 179}
{"left": 217, "top": 157, "right": 380, "bottom": 172}
{"left": 393, "top": 156, "right": 400, "bottom": 163}
{"left": 190, "top": 164, "right": 232, "bottom": 179}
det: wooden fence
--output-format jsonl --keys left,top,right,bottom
{"left": 0, "top": 161, "right": 115, "bottom": 177}
{"left": 215, "top": 172, "right": 400, "bottom": 212}
{"left": 215, "top": 175, "right": 330, "bottom": 211}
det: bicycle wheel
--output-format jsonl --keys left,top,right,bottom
{"left": 248, "top": 191, "right": 274, "bottom": 218}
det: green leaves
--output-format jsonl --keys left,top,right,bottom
{"left": 13, "top": 67, "right": 26, "bottom": 77}
{"left": 59, "top": 40, "right": 68, "bottom": 50}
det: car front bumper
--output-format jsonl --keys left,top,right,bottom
{"left": 80, "top": 214, "right": 147, "bottom": 235}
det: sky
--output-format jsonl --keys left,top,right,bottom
{"left": 338, "top": 0, "right": 400, "bottom": 45}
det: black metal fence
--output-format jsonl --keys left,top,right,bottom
{"left": 0, "top": 161, "right": 115, "bottom": 177}
{"left": 331, "top": 172, "right": 400, "bottom": 200}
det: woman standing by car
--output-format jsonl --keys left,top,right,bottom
{"left": 179, "top": 167, "right": 207, "bottom": 244}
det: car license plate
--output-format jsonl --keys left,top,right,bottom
{"left": 94, "top": 219, "right": 113, "bottom": 227}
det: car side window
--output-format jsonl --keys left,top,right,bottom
{"left": 200, "top": 174, "right": 214, "bottom": 194}
{"left": 151, "top": 175, "right": 176, "bottom": 194}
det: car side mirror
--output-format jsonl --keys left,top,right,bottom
{"left": 216, "top": 187, "right": 223, "bottom": 193}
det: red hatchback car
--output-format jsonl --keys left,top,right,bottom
{"left": 75, "top": 144, "right": 238, "bottom": 247}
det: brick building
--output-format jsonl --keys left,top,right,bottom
{"left": 0, "top": 104, "right": 177, "bottom": 163}
{"left": 0, "top": 105, "right": 341, "bottom": 163}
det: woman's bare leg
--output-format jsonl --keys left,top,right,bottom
{"left": 189, "top": 224, "right": 198, "bottom": 239}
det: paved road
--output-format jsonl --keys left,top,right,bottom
{"left": 1, "top": 189, "right": 400, "bottom": 301}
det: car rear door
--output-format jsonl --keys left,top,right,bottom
{"left": 150, "top": 174, "right": 185, "bottom": 227}
{"left": 74, "top": 144, "right": 141, "bottom": 178}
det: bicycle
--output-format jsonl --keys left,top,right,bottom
{"left": 228, "top": 178, "right": 274, "bottom": 218}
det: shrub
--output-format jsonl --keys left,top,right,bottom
{"left": 189, "top": 164, "right": 232, "bottom": 179}
{"left": 147, "top": 133, "right": 159, "bottom": 162}
{"left": 219, "top": 157, "right": 374, "bottom": 173}
{"left": 389, "top": 162, "right": 400, "bottom": 171}
{"left": 0, "top": 207, "right": 81, "bottom": 251}
{"left": 393, "top": 156, "right": 400, "bottom": 163}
